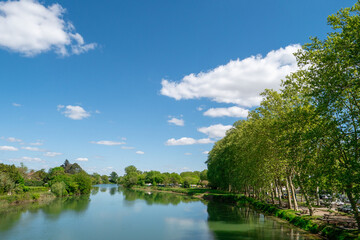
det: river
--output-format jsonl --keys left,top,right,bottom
{"left": 0, "top": 184, "right": 319, "bottom": 240}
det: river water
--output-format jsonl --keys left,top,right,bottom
{"left": 0, "top": 184, "right": 318, "bottom": 240}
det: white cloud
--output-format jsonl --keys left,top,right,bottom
{"left": 184, "top": 152, "right": 192, "bottom": 155}
{"left": 136, "top": 151, "right": 144, "bottom": 155}
{"left": 202, "top": 151, "right": 209, "bottom": 155}
{"left": 6, "top": 137, "right": 22, "bottom": 142}
{"left": 0, "top": 0, "right": 96, "bottom": 56}
{"left": 75, "top": 157, "right": 88, "bottom": 162}
{"left": 0, "top": 146, "right": 18, "bottom": 151}
{"left": 12, "top": 103, "right": 21, "bottom": 107}
{"left": 21, "top": 146, "right": 44, "bottom": 152}
{"left": 91, "top": 140, "right": 126, "bottom": 146}
{"left": 9, "top": 156, "right": 43, "bottom": 162}
{"left": 121, "top": 146, "right": 135, "bottom": 150}
{"left": 44, "top": 152, "right": 62, "bottom": 157}
{"left": 198, "top": 124, "right": 233, "bottom": 138}
{"left": 204, "top": 106, "right": 249, "bottom": 118}
{"left": 59, "top": 105, "right": 90, "bottom": 120}
{"left": 30, "top": 141, "right": 43, "bottom": 146}
{"left": 168, "top": 117, "right": 184, "bottom": 126}
{"left": 165, "top": 137, "right": 213, "bottom": 146}
{"left": 161, "top": 45, "right": 300, "bottom": 107}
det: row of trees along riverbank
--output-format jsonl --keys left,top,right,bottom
{"left": 118, "top": 165, "right": 208, "bottom": 188}
{"left": 206, "top": 2, "right": 360, "bottom": 230}
{"left": 0, "top": 160, "right": 116, "bottom": 202}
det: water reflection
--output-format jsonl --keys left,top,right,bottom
{"left": 118, "top": 187, "right": 200, "bottom": 206}
{"left": 0, "top": 185, "right": 318, "bottom": 240}
{"left": 41, "top": 196, "right": 90, "bottom": 220}
{"left": 207, "top": 201, "right": 317, "bottom": 240}
{"left": 0, "top": 195, "right": 90, "bottom": 233}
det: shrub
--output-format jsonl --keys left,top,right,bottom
{"left": 31, "top": 193, "right": 40, "bottom": 200}
{"left": 51, "top": 182, "right": 67, "bottom": 197}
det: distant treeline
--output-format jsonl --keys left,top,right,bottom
{"left": 118, "top": 165, "right": 208, "bottom": 188}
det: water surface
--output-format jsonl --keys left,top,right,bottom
{"left": 0, "top": 185, "right": 318, "bottom": 240}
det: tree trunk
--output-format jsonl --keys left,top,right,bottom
{"left": 288, "top": 175, "right": 298, "bottom": 211}
{"left": 345, "top": 186, "right": 360, "bottom": 230}
{"left": 286, "top": 177, "right": 293, "bottom": 209}
{"left": 228, "top": 184, "right": 232, "bottom": 192}
{"left": 297, "top": 176, "right": 313, "bottom": 216}
{"left": 274, "top": 182, "right": 278, "bottom": 198}
{"left": 316, "top": 186, "right": 320, "bottom": 206}
{"left": 270, "top": 185, "right": 275, "bottom": 204}
{"left": 275, "top": 179, "right": 283, "bottom": 207}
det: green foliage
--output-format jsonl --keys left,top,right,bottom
{"left": 73, "top": 171, "right": 92, "bottom": 194}
{"left": 206, "top": 1, "right": 360, "bottom": 228}
{"left": 182, "top": 179, "right": 190, "bottom": 188}
{"left": 120, "top": 165, "right": 205, "bottom": 189}
{"left": 101, "top": 175, "right": 110, "bottom": 184}
{"left": 0, "top": 172, "right": 15, "bottom": 194}
{"left": 109, "top": 171, "right": 118, "bottom": 184}
{"left": 51, "top": 182, "right": 67, "bottom": 197}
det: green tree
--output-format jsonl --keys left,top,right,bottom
{"left": 293, "top": 1, "right": 360, "bottom": 227}
{"left": 109, "top": 171, "right": 119, "bottom": 184}
{"left": 73, "top": 171, "right": 92, "bottom": 194}
{"left": 101, "top": 175, "right": 110, "bottom": 184}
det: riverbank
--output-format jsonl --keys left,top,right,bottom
{"left": 0, "top": 187, "right": 56, "bottom": 213}
{"left": 131, "top": 186, "right": 359, "bottom": 239}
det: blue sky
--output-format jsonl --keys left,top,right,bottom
{"left": 0, "top": 0, "right": 356, "bottom": 175}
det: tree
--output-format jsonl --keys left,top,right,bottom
{"left": 294, "top": 1, "right": 360, "bottom": 227}
{"left": 73, "top": 171, "right": 92, "bottom": 194}
{"left": 109, "top": 171, "right": 119, "bottom": 184}
{"left": 101, "top": 175, "right": 110, "bottom": 184}
{"left": 0, "top": 172, "right": 15, "bottom": 194}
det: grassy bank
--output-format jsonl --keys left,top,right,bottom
{"left": 0, "top": 186, "right": 55, "bottom": 211}
{"left": 132, "top": 186, "right": 359, "bottom": 239}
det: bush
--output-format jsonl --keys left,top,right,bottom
{"left": 51, "top": 182, "right": 67, "bottom": 197}
{"left": 25, "top": 180, "right": 44, "bottom": 186}
{"left": 0, "top": 172, "right": 15, "bottom": 194}
{"left": 31, "top": 193, "right": 40, "bottom": 200}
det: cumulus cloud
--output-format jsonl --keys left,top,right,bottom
{"left": 0, "top": 0, "right": 96, "bottom": 56}
{"left": 21, "top": 146, "right": 44, "bottom": 151}
{"left": 203, "top": 106, "right": 249, "bottom": 118}
{"left": 75, "top": 157, "right": 88, "bottom": 162}
{"left": 0, "top": 146, "right": 18, "bottom": 151}
{"left": 136, "top": 151, "right": 144, "bottom": 155}
{"left": 165, "top": 137, "right": 213, "bottom": 146}
{"left": 12, "top": 103, "right": 21, "bottom": 107}
{"left": 198, "top": 124, "right": 233, "bottom": 139}
{"left": 91, "top": 140, "right": 126, "bottom": 146}
{"left": 44, "top": 152, "right": 62, "bottom": 157}
{"left": 58, "top": 105, "right": 90, "bottom": 120}
{"left": 30, "top": 141, "right": 43, "bottom": 146}
{"left": 6, "top": 137, "right": 22, "bottom": 142}
{"left": 161, "top": 45, "right": 300, "bottom": 107}
{"left": 202, "top": 151, "right": 209, "bottom": 155}
{"left": 9, "top": 156, "right": 43, "bottom": 162}
{"left": 168, "top": 117, "right": 184, "bottom": 126}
